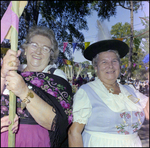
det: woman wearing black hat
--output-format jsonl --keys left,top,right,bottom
{"left": 68, "top": 39, "right": 149, "bottom": 147}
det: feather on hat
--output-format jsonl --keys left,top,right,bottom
{"left": 83, "top": 20, "right": 129, "bottom": 61}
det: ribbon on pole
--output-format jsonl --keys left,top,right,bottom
{"left": 1, "top": 1, "right": 28, "bottom": 43}
{"left": 1, "top": 1, "right": 28, "bottom": 147}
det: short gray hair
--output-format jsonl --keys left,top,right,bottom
{"left": 21, "top": 26, "right": 59, "bottom": 65}
{"left": 92, "top": 50, "right": 121, "bottom": 67}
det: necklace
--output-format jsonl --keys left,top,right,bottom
{"left": 109, "top": 88, "right": 114, "bottom": 93}
{"left": 103, "top": 82, "right": 118, "bottom": 93}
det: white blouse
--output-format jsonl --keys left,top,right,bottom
{"left": 73, "top": 77, "right": 148, "bottom": 124}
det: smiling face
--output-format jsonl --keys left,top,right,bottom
{"left": 96, "top": 51, "right": 120, "bottom": 84}
{"left": 25, "top": 35, "right": 52, "bottom": 72}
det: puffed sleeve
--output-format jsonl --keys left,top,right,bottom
{"left": 54, "top": 69, "right": 68, "bottom": 81}
{"left": 72, "top": 88, "right": 92, "bottom": 124}
{"left": 129, "top": 84, "right": 149, "bottom": 108}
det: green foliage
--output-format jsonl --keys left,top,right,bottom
{"left": 110, "top": 22, "right": 147, "bottom": 79}
{"left": 0, "top": 1, "right": 10, "bottom": 19}
{"left": 91, "top": 1, "right": 143, "bottom": 21}
{"left": 39, "top": 1, "right": 92, "bottom": 59}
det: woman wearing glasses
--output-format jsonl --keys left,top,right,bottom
{"left": 1, "top": 26, "right": 73, "bottom": 147}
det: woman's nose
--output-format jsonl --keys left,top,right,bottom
{"left": 35, "top": 46, "right": 42, "bottom": 54}
{"left": 109, "top": 62, "right": 113, "bottom": 68}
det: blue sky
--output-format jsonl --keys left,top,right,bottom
{"left": 73, "top": 1, "right": 149, "bottom": 63}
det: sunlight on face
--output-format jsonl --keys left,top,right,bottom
{"left": 96, "top": 51, "right": 120, "bottom": 84}
{"left": 25, "top": 35, "right": 52, "bottom": 72}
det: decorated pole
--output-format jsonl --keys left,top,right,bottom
{"left": 8, "top": 2, "right": 19, "bottom": 147}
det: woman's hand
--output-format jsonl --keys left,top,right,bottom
{"left": 1, "top": 49, "right": 21, "bottom": 78}
{"left": 1, "top": 114, "right": 19, "bottom": 133}
{"left": 5, "top": 71, "right": 28, "bottom": 98}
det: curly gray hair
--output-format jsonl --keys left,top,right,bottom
{"left": 21, "top": 26, "right": 59, "bottom": 65}
{"left": 92, "top": 50, "right": 121, "bottom": 68}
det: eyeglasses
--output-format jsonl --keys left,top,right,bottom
{"left": 28, "top": 42, "right": 53, "bottom": 54}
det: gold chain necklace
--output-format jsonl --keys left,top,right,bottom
{"left": 103, "top": 83, "right": 118, "bottom": 93}
{"left": 109, "top": 88, "right": 114, "bottom": 93}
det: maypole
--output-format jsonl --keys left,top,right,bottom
{"left": 8, "top": 2, "right": 19, "bottom": 146}
{"left": 9, "top": 2, "right": 28, "bottom": 146}
{"left": 1, "top": 1, "right": 28, "bottom": 147}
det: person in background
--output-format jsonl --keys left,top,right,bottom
{"left": 144, "top": 81, "right": 149, "bottom": 96}
{"left": 82, "top": 75, "right": 87, "bottom": 84}
{"left": 119, "top": 75, "right": 126, "bottom": 85}
{"left": 72, "top": 74, "right": 77, "bottom": 85}
{"left": 68, "top": 39, "right": 149, "bottom": 147}
{"left": 1, "top": 26, "right": 73, "bottom": 147}
{"left": 84, "top": 74, "right": 90, "bottom": 83}
{"left": 90, "top": 73, "right": 96, "bottom": 81}
{"left": 76, "top": 74, "right": 83, "bottom": 88}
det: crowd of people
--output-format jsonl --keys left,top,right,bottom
{"left": 134, "top": 80, "right": 149, "bottom": 96}
{"left": 1, "top": 25, "right": 149, "bottom": 147}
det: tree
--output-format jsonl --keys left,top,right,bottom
{"left": 110, "top": 22, "right": 145, "bottom": 79}
{"left": 18, "top": 1, "right": 40, "bottom": 45}
{"left": 135, "top": 16, "right": 149, "bottom": 54}
{"left": 0, "top": 1, "right": 10, "bottom": 19}
{"left": 133, "top": 16, "right": 149, "bottom": 80}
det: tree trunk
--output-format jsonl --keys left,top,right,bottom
{"left": 23, "top": 3, "right": 29, "bottom": 31}
{"left": 33, "top": 1, "right": 40, "bottom": 25}
{"left": 127, "top": 1, "right": 133, "bottom": 81}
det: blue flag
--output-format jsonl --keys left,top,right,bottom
{"left": 142, "top": 54, "right": 149, "bottom": 64}
{"left": 72, "top": 43, "right": 77, "bottom": 53}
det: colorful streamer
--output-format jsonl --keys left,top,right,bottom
{"left": 84, "top": 42, "right": 90, "bottom": 49}
{"left": 133, "top": 63, "right": 136, "bottom": 67}
{"left": 1, "top": 1, "right": 27, "bottom": 43}
{"left": 72, "top": 43, "right": 77, "bottom": 53}
{"left": 63, "top": 42, "right": 68, "bottom": 53}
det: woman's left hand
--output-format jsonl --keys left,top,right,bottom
{"left": 5, "top": 71, "right": 28, "bottom": 98}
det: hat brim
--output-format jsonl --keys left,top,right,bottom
{"left": 83, "top": 39, "right": 129, "bottom": 61}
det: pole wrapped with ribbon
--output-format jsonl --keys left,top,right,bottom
{"left": 1, "top": 1, "right": 28, "bottom": 147}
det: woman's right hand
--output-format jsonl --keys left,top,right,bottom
{"left": 1, "top": 114, "right": 19, "bottom": 133}
{"left": 1, "top": 49, "right": 21, "bottom": 78}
